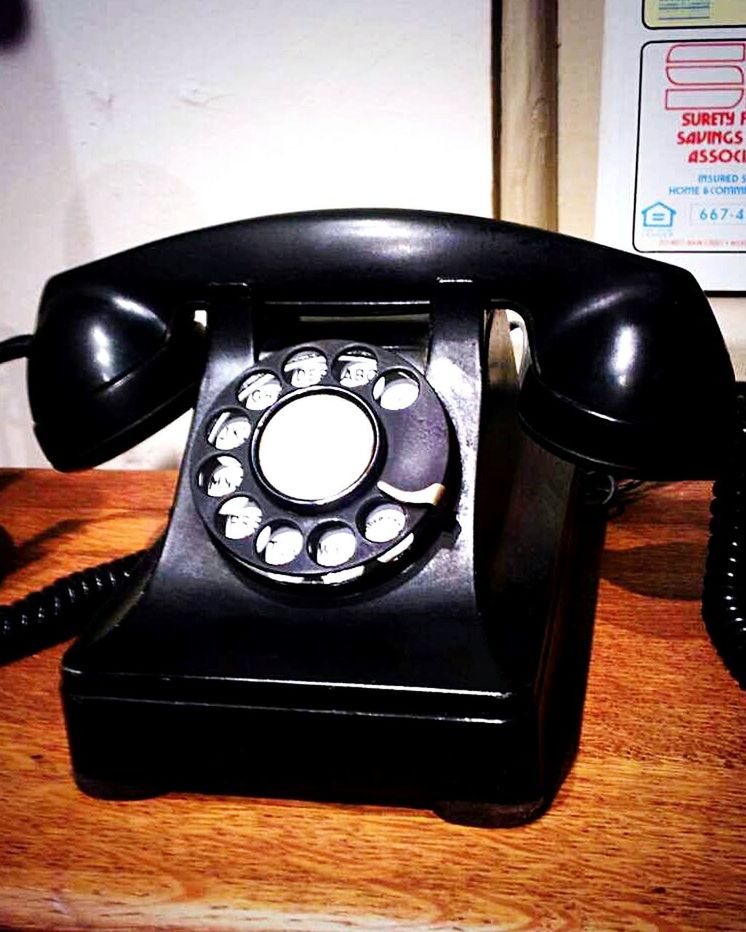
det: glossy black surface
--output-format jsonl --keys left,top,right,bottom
{"left": 28, "top": 210, "right": 735, "bottom": 823}
{"left": 29, "top": 209, "right": 734, "bottom": 474}
{"left": 189, "top": 339, "right": 451, "bottom": 586}
{"left": 62, "top": 284, "right": 606, "bottom": 824}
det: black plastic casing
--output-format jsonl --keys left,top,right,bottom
{"left": 30, "top": 209, "right": 735, "bottom": 477}
{"left": 61, "top": 283, "right": 605, "bottom": 825}
{"left": 34, "top": 210, "right": 734, "bottom": 824}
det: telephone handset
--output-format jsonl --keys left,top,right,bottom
{"left": 29, "top": 209, "right": 733, "bottom": 475}
{"left": 15, "top": 210, "right": 740, "bottom": 825}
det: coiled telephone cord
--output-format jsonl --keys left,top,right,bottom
{"left": 0, "top": 551, "right": 146, "bottom": 665}
{"left": 701, "top": 391, "right": 746, "bottom": 689}
{"left": 0, "top": 333, "right": 146, "bottom": 663}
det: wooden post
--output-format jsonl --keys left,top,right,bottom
{"left": 498, "top": 0, "right": 558, "bottom": 230}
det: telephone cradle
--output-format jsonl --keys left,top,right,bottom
{"left": 11, "top": 210, "right": 740, "bottom": 826}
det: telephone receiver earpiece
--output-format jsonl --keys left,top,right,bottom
{"left": 28, "top": 209, "right": 734, "bottom": 475}
{"left": 28, "top": 281, "right": 206, "bottom": 470}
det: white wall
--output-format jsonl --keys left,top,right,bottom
{"left": 0, "top": 0, "right": 493, "bottom": 467}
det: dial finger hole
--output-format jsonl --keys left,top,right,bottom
{"left": 310, "top": 523, "right": 357, "bottom": 568}
{"left": 361, "top": 501, "right": 407, "bottom": 543}
{"left": 237, "top": 371, "right": 282, "bottom": 410}
{"left": 283, "top": 348, "right": 328, "bottom": 387}
{"left": 256, "top": 522, "right": 304, "bottom": 566}
{"left": 207, "top": 411, "right": 251, "bottom": 450}
{"left": 198, "top": 455, "right": 244, "bottom": 498}
{"left": 218, "top": 495, "right": 263, "bottom": 540}
{"left": 372, "top": 369, "right": 420, "bottom": 410}
{"left": 333, "top": 347, "right": 379, "bottom": 388}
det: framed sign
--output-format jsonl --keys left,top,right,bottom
{"left": 596, "top": 1, "right": 746, "bottom": 289}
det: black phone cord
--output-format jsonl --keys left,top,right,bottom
{"left": 0, "top": 334, "right": 148, "bottom": 664}
{"left": 702, "top": 391, "right": 746, "bottom": 689}
{"left": 0, "top": 334, "right": 32, "bottom": 363}
{"left": 0, "top": 550, "right": 147, "bottom": 665}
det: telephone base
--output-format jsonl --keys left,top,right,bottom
{"left": 61, "top": 301, "right": 606, "bottom": 832}
{"left": 61, "top": 455, "right": 604, "bottom": 827}
{"left": 72, "top": 775, "right": 165, "bottom": 802}
{"left": 72, "top": 785, "right": 553, "bottom": 831}
{"left": 72, "top": 776, "right": 551, "bottom": 830}
{"left": 63, "top": 674, "right": 585, "bottom": 827}
{"left": 435, "top": 797, "right": 553, "bottom": 829}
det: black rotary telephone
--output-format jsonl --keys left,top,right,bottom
{"left": 1, "top": 209, "right": 741, "bottom": 826}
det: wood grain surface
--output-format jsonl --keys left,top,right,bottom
{"left": 499, "top": 0, "right": 558, "bottom": 230}
{"left": 0, "top": 469, "right": 744, "bottom": 931}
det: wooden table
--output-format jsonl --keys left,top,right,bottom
{"left": 0, "top": 469, "right": 743, "bottom": 931}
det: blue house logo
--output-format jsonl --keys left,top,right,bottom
{"left": 641, "top": 201, "right": 676, "bottom": 228}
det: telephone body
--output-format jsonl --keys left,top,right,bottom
{"left": 25, "top": 210, "right": 735, "bottom": 826}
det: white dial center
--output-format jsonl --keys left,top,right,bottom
{"left": 257, "top": 392, "right": 376, "bottom": 502}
